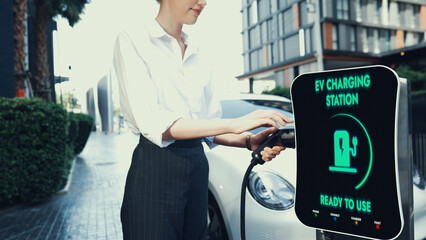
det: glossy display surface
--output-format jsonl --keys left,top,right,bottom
{"left": 292, "top": 66, "right": 403, "bottom": 240}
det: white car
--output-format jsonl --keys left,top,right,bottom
{"left": 205, "top": 98, "right": 426, "bottom": 240}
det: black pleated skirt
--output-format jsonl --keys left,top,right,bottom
{"left": 121, "top": 135, "right": 209, "bottom": 240}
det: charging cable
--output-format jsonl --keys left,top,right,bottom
{"left": 240, "top": 127, "right": 295, "bottom": 240}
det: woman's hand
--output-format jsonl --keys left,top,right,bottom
{"left": 230, "top": 109, "right": 291, "bottom": 134}
{"left": 250, "top": 127, "right": 286, "bottom": 162}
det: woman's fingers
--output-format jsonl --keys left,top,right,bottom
{"left": 234, "top": 109, "right": 292, "bottom": 134}
{"left": 259, "top": 110, "right": 292, "bottom": 127}
{"left": 260, "top": 146, "right": 286, "bottom": 162}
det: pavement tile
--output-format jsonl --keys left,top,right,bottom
{"left": 0, "top": 132, "right": 138, "bottom": 240}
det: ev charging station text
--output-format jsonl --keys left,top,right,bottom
{"left": 314, "top": 74, "right": 371, "bottom": 108}
{"left": 320, "top": 194, "right": 371, "bottom": 213}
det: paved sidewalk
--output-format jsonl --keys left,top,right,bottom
{"left": 0, "top": 132, "right": 139, "bottom": 240}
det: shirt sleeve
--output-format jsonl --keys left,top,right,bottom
{"left": 113, "top": 31, "right": 182, "bottom": 148}
{"left": 203, "top": 71, "right": 223, "bottom": 149}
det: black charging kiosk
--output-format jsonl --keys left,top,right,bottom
{"left": 291, "top": 65, "right": 412, "bottom": 240}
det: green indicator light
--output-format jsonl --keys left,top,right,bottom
{"left": 330, "top": 113, "right": 373, "bottom": 190}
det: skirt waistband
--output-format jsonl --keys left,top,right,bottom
{"left": 139, "top": 134, "right": 202, "bottom": 148}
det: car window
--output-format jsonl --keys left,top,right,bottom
{"left": 220, "top": 100, "right": 293, "bottom": 134}
{"left": 243, "top": 99, "right": 293, "bottom": 113}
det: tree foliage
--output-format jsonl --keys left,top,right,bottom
{"left": 36, "top": 0, "right": 90, "bottom": 27}
{"left": 32, "top": 0, "right": 89, "bottom": 102}
{"left": 395, "top": 65, "right": 426, "bottom": 95}
{"left": 262, "top": 86, "right": 291, "bottom": 98}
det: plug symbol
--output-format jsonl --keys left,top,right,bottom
{"left": 329, "top": 130, "right": 358, "bottom": 174}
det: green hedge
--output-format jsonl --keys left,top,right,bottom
{"left": 73, "top": 113, "right": 94, "bottom": 155}
{"left": 262, "top": 86, "right": 291, "bottom": 99}
{"left": 0, "top": 97, "right": 92, "bottom": 206}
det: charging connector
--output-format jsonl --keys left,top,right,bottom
{"left": 251, "top": 127, "right": 295, "bottom": 165}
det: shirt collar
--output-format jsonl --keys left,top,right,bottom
{"left": 147, "top": 19, "right": 169, "bottom": 39}
{"left": 148, "top": 19, "right": 189, "bottom": 42}
{"left": 147, "top": 19, "right": 199, "bottom": 60}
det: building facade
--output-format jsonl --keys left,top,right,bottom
{"left": 238, "top": 0, "right": 426, "bottom": 89}
{"left": 0, "top": 1, "right": 18, "bottom": 98}
{"left": 0, "top": 1, "right": 56, "bottom": 100}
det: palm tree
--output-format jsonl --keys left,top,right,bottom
{"left": 33, "top": 0, "right": 89, "bottom": 102}
{"left": 13, "top": 0, "right": 30, "bottom": 97}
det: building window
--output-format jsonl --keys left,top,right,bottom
{"left": 388, "top": 1, "right": 398, "bottom": 26}
{"left": 374, "top": 0, "right": 382, "bottom": 24}
{"left": 304, "top": 27, "right": 312, "bottom": 54}
{"left": 261, "top": 21, "right": 268, "bottom": 44}
{"left": 242, "top": 9, "right": 249, "bottom": 29}
{"left": 258, "top": 0, "right": 271, "bottom": 20}
{"left": 258, "top": 48, "right": 265, "bottom": 68}
{"left": 332, "top": 24, "right": 339, "bottom": 50}
{"left": 249, "top": 1, "right": 258, "bottom": 26}
{"left": 405, "top": 32, "right": 420, "bottom": 47}
{"left": 379, "top": 30, "right": 391, "bottom": 52}
{"left": 268, "top": 43, "right": 273, "bottom": 66}
{"left": 243, "top": 31, "right": 249, "bottom": 51}
{"left": 336, "top": 0, "right": 349, "bottom": 20}
{"left": 373, "top": 29, "right": 379, "bottom": 53}
{"left": 398, "top": 2, "right": 405, "bottom": 27}
{"left": 390, "top": 30, "right": 396, "bottom": 50}
{"left": 411, "top": 4, "right": 419, "bottom": 28}
{"left": 355, "top": 0, "right": 362, "bottom": 22}
{"left": 268, "top": 19, "right": 276, "bottom": 41}
{"left": 278, "top": 0, "right": 287, "bottom": 9}
{"left": 350, "top": 26, "right": 356, "bottom": 51}
{"left": 284, "top": 34, "right": 300, "bottom": 59}
{"left": 361, "top": 27, "right": 368, "bottom": 53}
{"left": 249, "top": 26, "right": 260, "bottom": 48}
{"left": 250, "top": 50, "right": 259, "bottom": 70}
{"left": 300, "top": 1, "right": 308, "bottom": 26}
{"left": 244, "top": 54, "right": 250, "bottom": 72}
{"left": 283, "top": 8, "right": 293, "bottom": 34}
{"left": 270, "top": 0, "right": 278, "bottom": 12}
{"left": 278, "top": 12, "right": 284, "bottom": 37}
{"left": 272, "top": 42, "right": 279, "bottom": 64}
{"left": 279, "top": 39, "right": 285, "bottom": 62}
{"left": 384, "top": 30, "right": 390, "bottom": 51}
{"left": 299, "top": 29, "right": 305, "bottom": 56}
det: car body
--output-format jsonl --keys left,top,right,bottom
{"left": 413, "top": 165, "right": 426, "bottom": 240}
{"left": 205, "top": 97, "right": 426, "bottom": 240}
{"left": 205, "top": 99, "right": 314, "bottom": 240}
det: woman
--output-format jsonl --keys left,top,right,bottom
{"left": 113, "top": 0, "right": 291, "bottom": 239}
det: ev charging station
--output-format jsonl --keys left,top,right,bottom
{"left": 291, "top": 65, "right": 413, "bottom": 240}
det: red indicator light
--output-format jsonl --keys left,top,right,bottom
{"left": 376, "top": 224, "right": 380, "bottom": 230}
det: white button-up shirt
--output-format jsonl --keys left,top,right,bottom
{"left": 113, "top": 20, "right": 222, "bottom": 148}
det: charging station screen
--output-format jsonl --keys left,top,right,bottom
{"left": 292, "top": 66, "right": 402, "bottom": 239}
